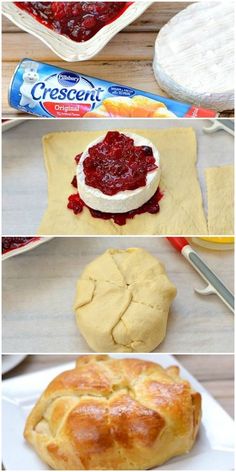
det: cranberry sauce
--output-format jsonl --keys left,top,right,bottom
{"left": 68, "top": 158, "right": 162, "bottom": 226}
{"left": 83, "top": 131, "right": 158, "bottom": 195}
{"left": 2, "top": 237, "right": 39, "bottom": 254}
{"left": 15, "top": 2, "right": 131, "bottom": 42}
{"left": 67, "top": 189, "right": 162, "bottom": 226}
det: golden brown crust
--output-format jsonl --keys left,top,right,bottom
{"left": 24, "top": 356, "right": 201, "bottom": 470}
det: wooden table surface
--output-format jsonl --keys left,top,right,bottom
{"left": 2, "top": 2, "right": 233, "bottom": 118}
{"left": 2, "top": 354, "right": 234, "bottom": 418}
{"left": 2, "top": 237, "right": 234, "bottom": 354}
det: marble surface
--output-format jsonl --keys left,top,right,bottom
{"left": 2, "top": 237, "right": 234, "bottom": 354}
{"left": 2, "top": 118, "right": 234, "bottom": 235}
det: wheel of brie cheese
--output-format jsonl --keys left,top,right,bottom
{"left": 77, "top": 131, "right": 161, "bottom": 213}
{"left": 153, "top": 1, "right": 234, "bottom": 111}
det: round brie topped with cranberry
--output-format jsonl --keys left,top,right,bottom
{"left": 77, "top": 132, "right": 161, "bottom": 213}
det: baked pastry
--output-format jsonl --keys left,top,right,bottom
{"left": 24, "top": 355, "right": 202, "bottom": 470}
{"left": 73, "top": 248, "right": 177, "bottom": 352}
{"left": 84, "top": 95, "right": 176, "bottom": 118}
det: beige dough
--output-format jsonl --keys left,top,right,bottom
{"left": 205, "top": 165, "right": 234, "bottom": 235}
{"left": 38, "top": 128, "right": 208, "bottom": 235}
{"left": 73, "top": 248, "right": 177, "bottom": 352}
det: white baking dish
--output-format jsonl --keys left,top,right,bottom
{"left": 2, "top": 237, "right": 53, "bottom": 261}
{"left": 2, "top": 2, "right": 153, "bottom": 62}
{"left": 2, "top": 119, "right": 27, "bottom": 132}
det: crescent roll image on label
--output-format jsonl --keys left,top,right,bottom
{"left": 9, "top": 59, "right": 218, "bottom": 119}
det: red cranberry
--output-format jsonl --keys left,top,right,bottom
{"left": 82, "top": 131, "right": 158, "bottom": 195}
{"left": 71, "top": 176, "right": 78, "bottom": 188}
{"left": 67, "top": 194, "right": 84, "bottom": 214}
{"left": 75, "top": 153, "right": 82, "bottom": 164}
{"left": 14, "top": 2, "right": 130, "bottom": 42}
{"left": 67, "top": 188, "right": 163, "bottom": 226}
{"left": 67, "top": 130, "right": 162, "bottom": 226}
{"left": 2, "top": 237, "right": 35, "bottom": 254}
{"left": 51, "top": 2, "right": 67, "bottom": 20}
{"left": 141, "top": 146, "right": 153, "bottom": 155}
{"left": 81, "top": 14, "right": 97, "bottom": 29}
{"left": 82, "top": 2, "right": 108, "bottom": 15}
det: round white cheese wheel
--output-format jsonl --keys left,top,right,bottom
{"left": 77, "top": 132, "right": 161, "bottom": 213}
{"left": 153, "top": 1, "right": 234, "bottom": 111}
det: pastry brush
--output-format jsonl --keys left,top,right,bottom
{"left": 167, "top": 237, "right": 234, "bottom": 313}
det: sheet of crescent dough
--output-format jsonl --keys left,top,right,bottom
{"left": 38, "top": 128, "right": 208, "bottom": 235}
{"left": 205, "top": 165, "right": 234, "bottom": 235}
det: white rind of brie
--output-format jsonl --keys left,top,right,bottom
{"left": 77, "top": 132, "right": 161, "bottom": 213}
{"left": 153, "top": 1, "right": 234, "bottom": 111}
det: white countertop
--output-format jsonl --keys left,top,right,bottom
{"left": 2, "top": 236, "right": 234, "bottom": 354}
{"left": 2, "top": 118, "right": 234, "bottom": 235}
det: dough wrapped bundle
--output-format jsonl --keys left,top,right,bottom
{"left": 73, "top": 248, "right": 177, "bottom": 352}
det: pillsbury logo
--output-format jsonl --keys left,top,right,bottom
{"left": 57, "top": 71, "right": 80, "bottom": 87}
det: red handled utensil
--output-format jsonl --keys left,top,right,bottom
{"left": 167, "top": 237, "right": 234, "bottom": 313}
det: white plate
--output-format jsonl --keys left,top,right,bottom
{"left": 2, "top": 237, "right": 53, "bottom": 261}
{"left": 2, "top": 354, "right": 234, "bottom": 470}
{"left": 2, "top": 355, "right": 27, "bottom": 375}
{"left": 2, "top": 2, "right": 153, "bottom": 62}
